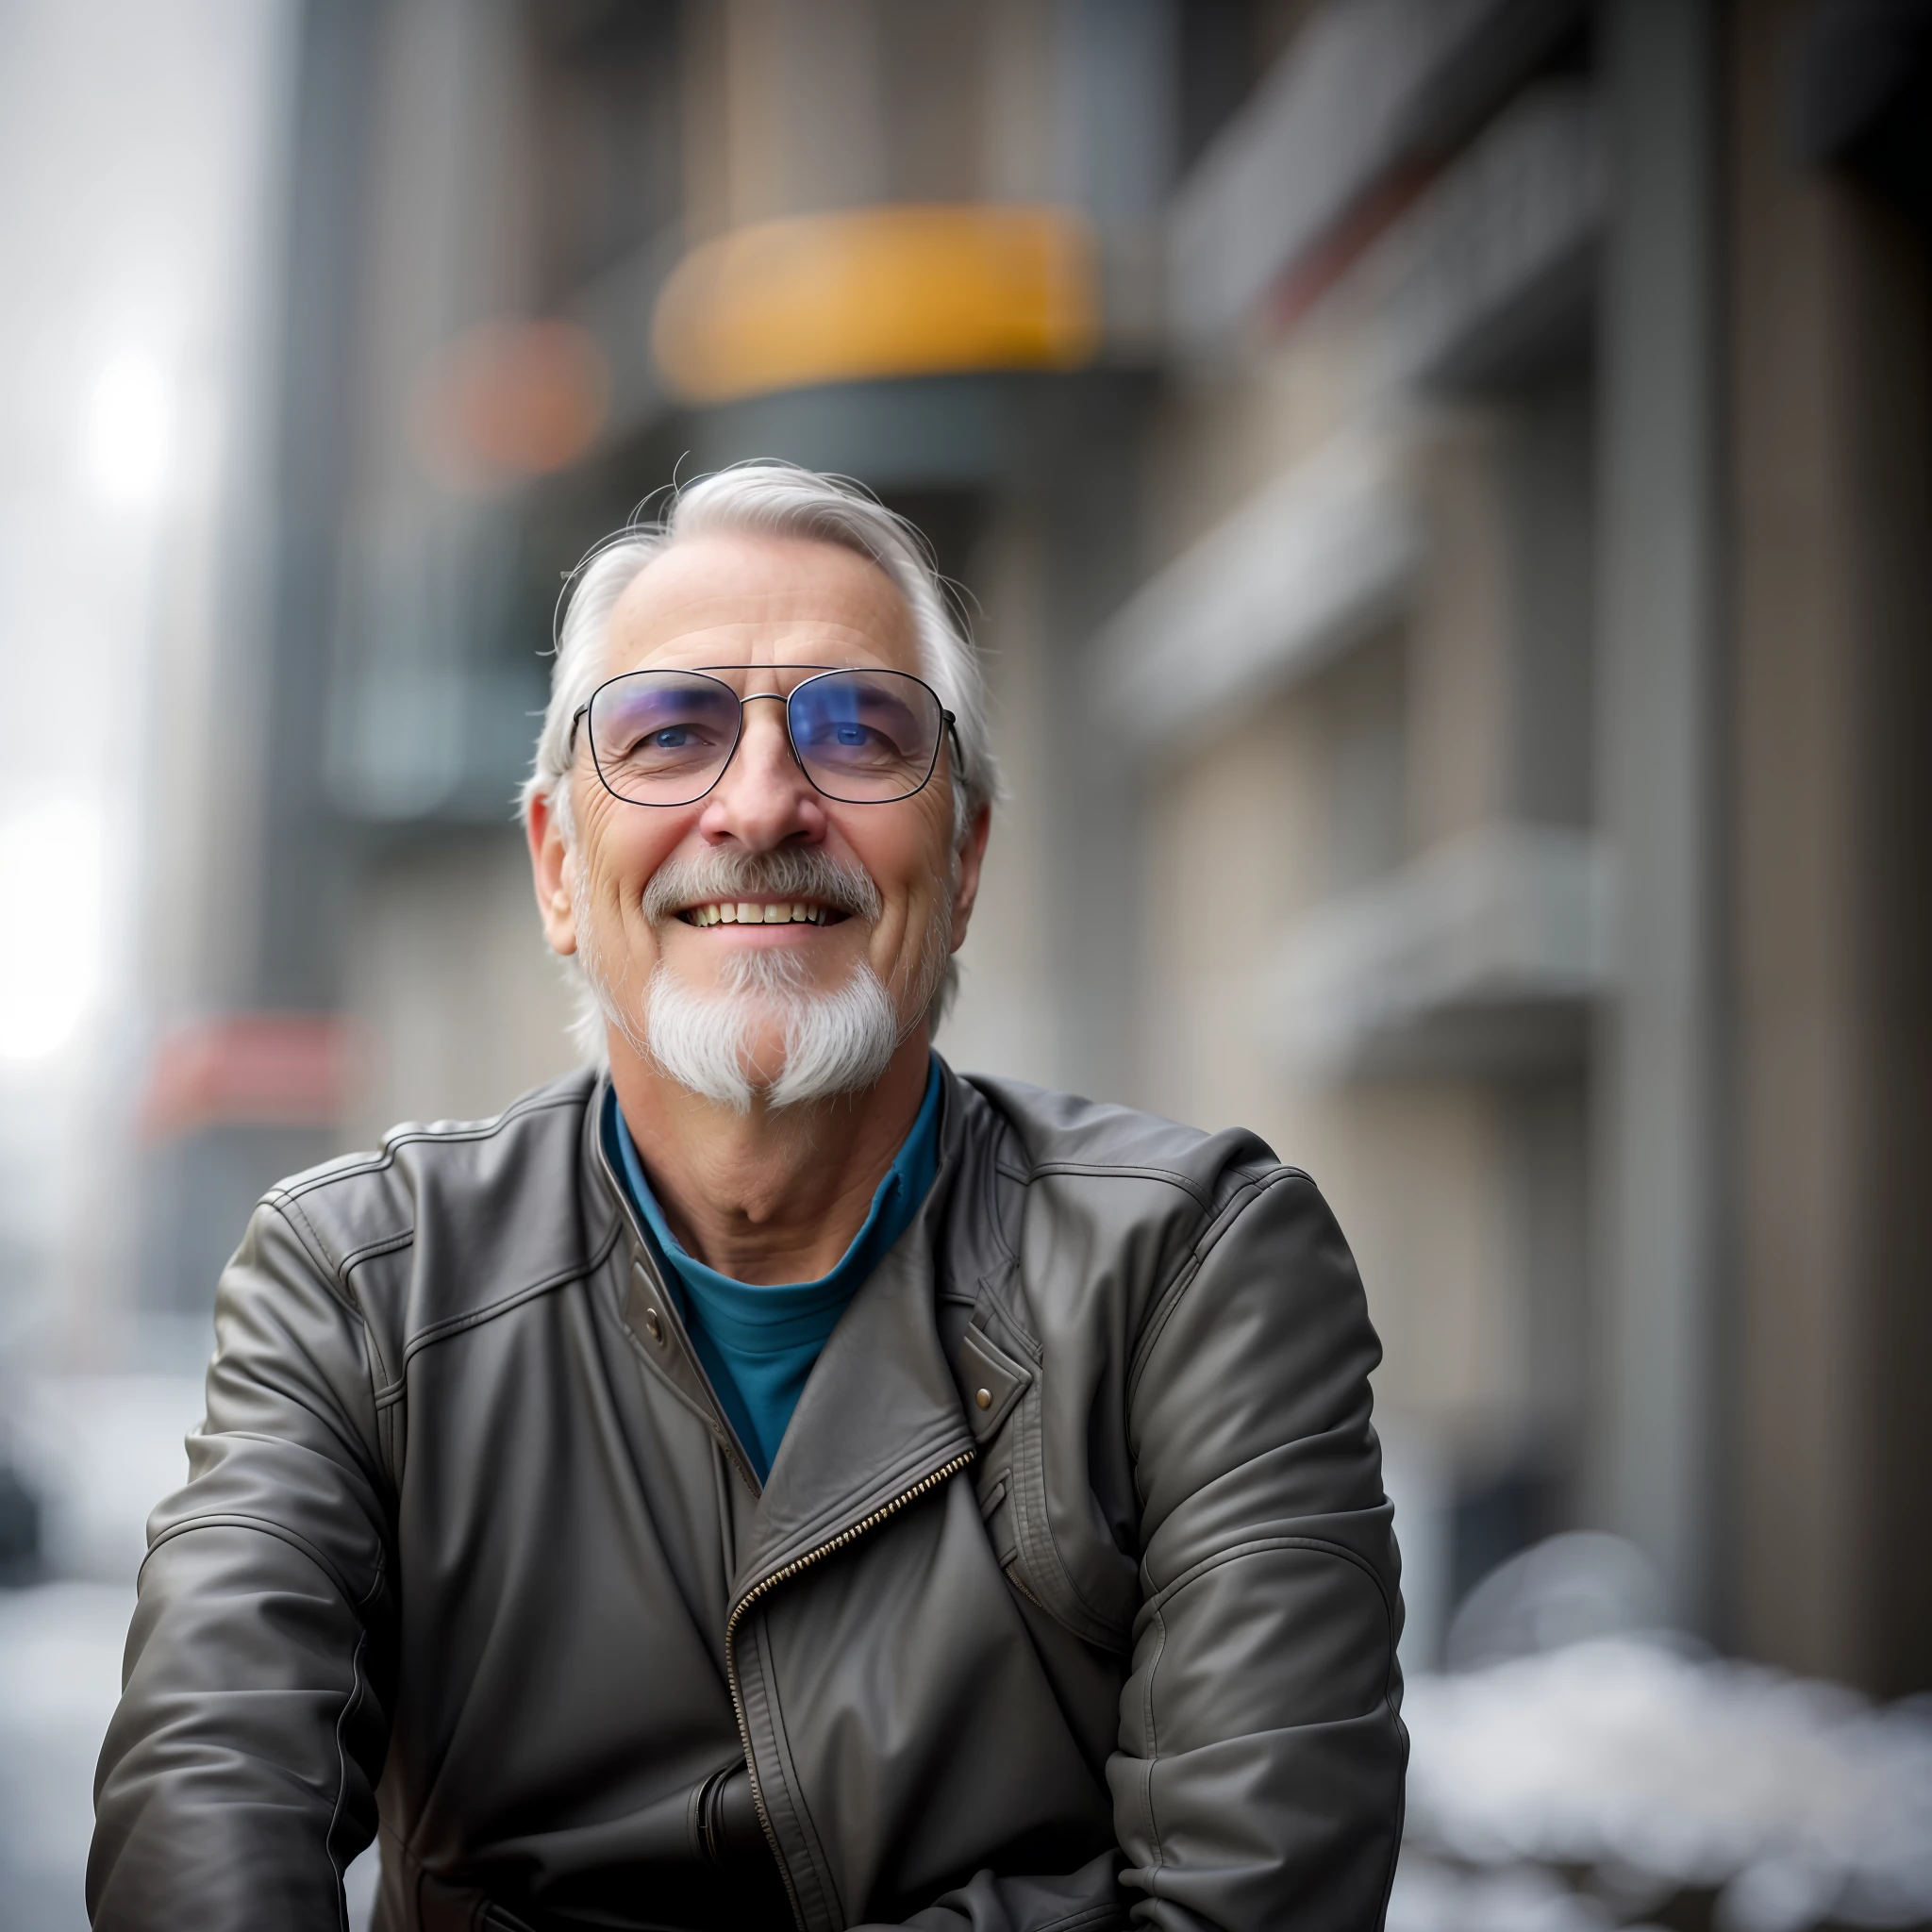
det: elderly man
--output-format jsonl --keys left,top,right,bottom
{"left": 90, "top": 465, "right": 1406, "bottom": 1931}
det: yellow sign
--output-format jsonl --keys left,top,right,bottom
{"left": 653, "top": 204, "right": 1101, "bottom": 405}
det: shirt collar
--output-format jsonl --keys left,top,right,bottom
{"left": 608, "top": 1059, "right": 943, "bottom": 1350}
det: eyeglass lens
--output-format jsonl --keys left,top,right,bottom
{"left": 586, "top": 668, "right": 944, "bottom": 806}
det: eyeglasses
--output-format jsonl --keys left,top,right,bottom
{"left": 570, "top": 664, "right": 959, "bottom": 808}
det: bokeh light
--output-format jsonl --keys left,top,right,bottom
{"left": 0, "top": 802, "right": 103, "bottom": 1065}
{"left": 84, "top": 355, "right": 170, "bottom": 505}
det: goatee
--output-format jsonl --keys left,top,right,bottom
{"left": 574, "top": 845, "right": 951, "bottom": 1112}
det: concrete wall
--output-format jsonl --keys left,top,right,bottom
{"left": 1727, "top": 0, "right": 1932, "bottom": 1694}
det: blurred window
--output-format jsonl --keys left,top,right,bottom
{"left": 526, "top": 0, "right": 683, "bottom": 306}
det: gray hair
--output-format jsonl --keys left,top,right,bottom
{"left": 522, "top": 462, "right": 999, "bottom": 1062}
{"left": 522, "top": 461, "right": 998, "bottom": 840}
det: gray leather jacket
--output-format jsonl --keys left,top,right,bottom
{"left": 90, "top": 1063, "right": 1406, "bottom": 1931}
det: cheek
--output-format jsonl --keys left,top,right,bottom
{"left": 574, "top": 836, "right": 685, "bottom": 962}
{"left": 577, "top": 800, "right": 686, "bottom": 904}
{"left": 848, "top": 813, "right": 954, "bottom": 948}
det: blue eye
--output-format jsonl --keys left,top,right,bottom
{"left": 650, "top": 726, "right": 691, "bottom": 749}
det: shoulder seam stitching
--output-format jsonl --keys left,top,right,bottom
{"left": 1124, "top": 1167, "right": 1310, "bottom": 1407}
{"left": 366, "top": 1216, "right": 625, "bottom": 1392}
{"left": 275, "top": 1085, "right": 590, "bottom": 1203}
{"left": 1140, "top": 1530, "right": 1396, "bottom": 1627}
{"left": 339, "top": 1227, "right": 415, "bottom": 1276}
{"left": 1021, "top": 1159, "right": 1217, "bottom": 1211}
{"left": 141, "top": 1510, "right": 373, "bottom": 1607}
{"left": 265, "top": 1191, "right": 350, "bottom": 1299}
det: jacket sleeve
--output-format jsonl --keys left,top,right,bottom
{"left": 858, "top": 1169, "right": 1405, "bottom": 1932}
{"left": 88, "top": 1194, "right": 395, "bottom": 1930}
{"left": 1108, "top": 1168, "right": 1407, "bottom": 1932}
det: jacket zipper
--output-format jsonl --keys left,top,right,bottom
{"left": 724, "top": 1447, "right": 977, "bottom": 1932}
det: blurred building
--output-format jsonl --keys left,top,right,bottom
{"left": 125, "top": 0, "right": 1929, "bottom": 1696}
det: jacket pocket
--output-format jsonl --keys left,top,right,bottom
{"left": 977, "top": 1472, "right": 1019, "bottom": 1570}
{"left": 956, "top": 1320, "right": 1031, "bottom": 1576}
{"left": 958, "top": 1312, "right": 1139, "bottom": 1656}
{"left": 957, "top": 1318, "right": 1102, "bottom": 1635}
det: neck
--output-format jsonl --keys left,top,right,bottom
{"left": 608, "top": 1026, "right": 932, "bottom": 1285}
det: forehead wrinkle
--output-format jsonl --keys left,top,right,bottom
{"left": 608, "top": 620, "right": 910, "bottom": 679}
{"left": 601, "top": 538, "right": 918, "bottom": 680}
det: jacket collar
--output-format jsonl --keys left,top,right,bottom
{"left": 587, "top": 1060, "right": 989, "bottom": 1603}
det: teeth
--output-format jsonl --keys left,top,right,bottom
{"left": 685, "top": 901, "right": 828, "bottom": 926}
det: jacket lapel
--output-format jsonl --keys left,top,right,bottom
{"left": 729, "top": 1082, "right": 978, "bottom": 1607}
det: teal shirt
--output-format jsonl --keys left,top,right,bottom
{"left": 608, "top": 1061, "right": 942, "bottom": 1482}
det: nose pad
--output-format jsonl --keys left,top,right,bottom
{"left": 703, "top": 692, "right": 819, "bottom": 836}
{"left": 730, "top": 692, "right": 807, "bottom": 780}
{"left": 740, "top": 692, "right": 806, "bottom": 773}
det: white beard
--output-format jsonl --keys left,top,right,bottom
{"left": 569, "top": 844, "right": 954, "bottom": 1111}
{"left": 641, "top": 945, "right": 903, "bottom": 1111}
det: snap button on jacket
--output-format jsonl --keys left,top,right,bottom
{"left": 89, "top": 1063, "right": 1407, "bottom": 1932}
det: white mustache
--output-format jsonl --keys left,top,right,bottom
{"left": 641, "top": 847, "right": 882, "bottom": 926}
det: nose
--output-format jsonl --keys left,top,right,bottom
{"left": 697, "top": 693, "right": 827, "bottom": 850}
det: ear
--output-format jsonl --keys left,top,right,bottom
{"left": 526, "top": 786, "right": 579, "bottom": 957}
{"left": 946, "top": 803, "right": 992, "bottom": 952}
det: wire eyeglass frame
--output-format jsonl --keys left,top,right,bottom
{"left": 568, "top": 662, "right": 961, "bottom": 808}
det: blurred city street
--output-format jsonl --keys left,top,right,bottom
{"left": 4, "top": 0, "right": 1929, "bottom": 1924}
{"left": 0, "top": 1585, "right": 129, "bottom": 1929}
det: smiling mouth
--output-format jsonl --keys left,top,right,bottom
{"left": 677, "top": 899, "right": 843, "bottom": 927}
